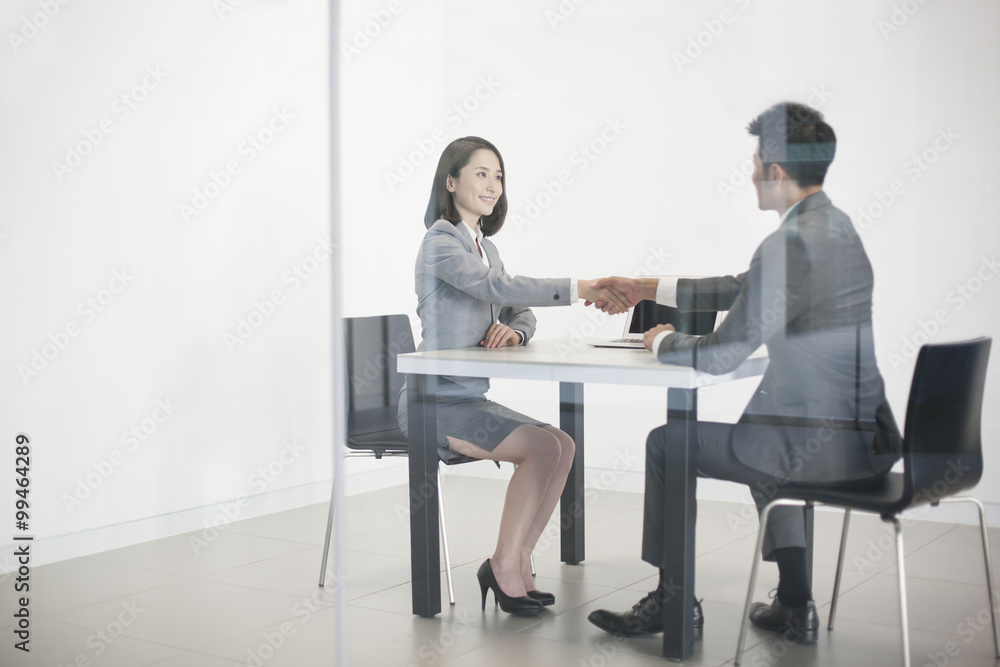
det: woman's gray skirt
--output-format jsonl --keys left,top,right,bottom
{"left": 399, "top": 395, "right": 547, "bottom": 463}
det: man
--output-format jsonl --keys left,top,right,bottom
{"left": 587, "top": 102, "right": 902, "bottom": 642}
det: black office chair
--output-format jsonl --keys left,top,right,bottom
{"left": 318, "top": 314, "right": 493, "bottom": 604}
{"left": 734, "top": 338, "right": 998, "bottom": 667}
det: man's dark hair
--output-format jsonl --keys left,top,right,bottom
{"left": 424, "top": 136, "right": 508, "bottom": 237}
{"left": 747, "top": 102, "right": 836, "bottom": 187}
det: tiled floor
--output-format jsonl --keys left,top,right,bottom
{"left": 5, "top": 476, "right": 1000, "bottom": 666}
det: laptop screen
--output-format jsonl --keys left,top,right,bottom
{"left": 626, "top": 300, "right": 717, "bottom": 336}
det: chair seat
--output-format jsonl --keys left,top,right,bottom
{"left": 772, "top": 472, "right": 908, "bottom": 518}
{"left": 348, "top": 405, "right": 401, "bottom": 435}
{"left": 347, "top": 405, "right": 484, "bottom": 465}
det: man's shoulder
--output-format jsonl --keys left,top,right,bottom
{"left": 785, "top": 193, "right": 857, "bottom": 241}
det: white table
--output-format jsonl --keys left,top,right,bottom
{"left": 399, "top": 339, "right": 768, "bottom": 660}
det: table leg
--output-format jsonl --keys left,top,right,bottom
{"left": 408, "top": 373, "right": 441, "bottom": 618}
{"left": 804, "top": 502, "right": 814, "bottom": 589}
{"left": 661, "top": 387, "right": 698, "bottom": 661}
{"left": 559, "top": 382, "right": 585, "bottom": 565}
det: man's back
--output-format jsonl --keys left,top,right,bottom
{"left": 661, "top": 192, "right": 901, "bottom": 483}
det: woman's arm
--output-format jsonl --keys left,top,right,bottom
{"left": 422, "top": 222, "right": 574, "bottom": 307}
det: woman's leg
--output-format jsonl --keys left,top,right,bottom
{"left": 448, "top": 424, "right": 562, "bottom": 598}
{"left": 517, "top": 426, "right": 575, "bottom": 591}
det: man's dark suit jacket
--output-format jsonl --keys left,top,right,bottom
{"left": 656, "top": 192, "right": 902, "bottom": 485}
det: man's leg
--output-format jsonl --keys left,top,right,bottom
{"left": 589, "top": 422, "right": 726, "bottom": 638}
{"left": 593, "top": 420, "right": 817, "bottom": 641}
{"left": 640, "top": 423, "right": 674, "bottom": 569}
{"left": 590, "top": 420, "right": 818, "bottom": 641}
{"left": 697, "top": 427, "right": 818, "bottom": 642}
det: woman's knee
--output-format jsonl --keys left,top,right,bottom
{"left": 524, "top": 427, "right": 562, "bottom": 469}
{"left": 543, "top": 426, "right": 576, "bottom": 461}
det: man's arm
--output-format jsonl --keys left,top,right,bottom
{"left": 675, "top": 274, "right": 746, "bottom": 311}
{"left": 654, "top": 232, "right": 811, "bottom": 373}
{"left": 589, "top": 273, "right": 745, "bottom": 311}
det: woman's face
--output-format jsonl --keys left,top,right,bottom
{"left": 446, "top": 148, "right": 503, "bottom": 225}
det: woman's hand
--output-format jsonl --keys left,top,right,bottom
{"left": 480, "top": 323, "right": 522, "bottom": 348}
{"left": 578, "top": 279, "right": 630, "bottom": 314}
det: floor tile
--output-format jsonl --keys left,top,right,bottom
{"left": 203, "top": 605, "right": 501, "bottom": 666}
{"left": 438, "top": 631, "right": 700, "bottom": 667}
{"left": 934, "top": 523, "right": 1000, "bottom": 546}
{"left": 146, "top": 651, "right": 236, "bottom": 666}
{"left": 86, "top": 530, "right": 313, "bottom": 577}
{"left": 47, "top": 579, "right": 314, "bottom": 652}
{"left": 224, "top": 501, "right": 332, "bottom": 543}
{"left": 887, "top": 537, "right": 1000, "bottom": 587}
{"left": 27, "top": 557, "right": 184, "bottom": 617}
{"left": 832, "top": 572, "right": 995, "bottom": 635}
{"left": 0, "top": 617, "right": 183, "bottom": 666}
{"left": 734, "top": 614, "right": 1000, "bottom": 667}
{"left": 200, "top": 545, "right": 342, "bottom": 601}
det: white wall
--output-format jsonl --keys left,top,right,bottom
{"left": 1, "top": 0, "right": 333, "bottom": 567}
{"left": 343, "top": 0, "right": 1000, "bottom": 523}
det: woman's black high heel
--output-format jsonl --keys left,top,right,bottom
{"left": 526, "top": 589, "right": 555, "bottom": 606}
{"left": 477, "top": 559, "right": 542, "bottom": 614}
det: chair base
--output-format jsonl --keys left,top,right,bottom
{"left": 734, "top": 497, "right": 1000, "bottom": 666}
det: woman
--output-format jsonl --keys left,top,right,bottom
{"left": 397, "top": 136, "right": 626, "bottom": 614}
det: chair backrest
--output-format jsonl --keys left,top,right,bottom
{"left": 902, "top": 337, "right": 991, "bottom": 504}
{"left": 344, "top": 313, "right": 415, "bottom": 418}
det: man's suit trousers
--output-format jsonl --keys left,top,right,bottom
{"left": 640, "top": 422, "right": 808, "bottom": 568}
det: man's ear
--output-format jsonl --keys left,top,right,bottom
{"left": 770, "top": 162, "right": 789, "bottom": 182}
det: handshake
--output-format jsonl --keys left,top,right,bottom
{"left": 577, "top": 277, "right": 658, "bottom": 315}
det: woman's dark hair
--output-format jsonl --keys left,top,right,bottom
{"left": 424, "top": 136, "right": 508, "bottom": 236}
{"left": 747, "top": 102, "right": 836, "bottom": 187}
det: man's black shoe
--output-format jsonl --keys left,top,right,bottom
{"left": 747, "top": 598, "right": 819, "bottom": 644}
{"left": 587, "top": 592, "right": 703, "bottom": 638}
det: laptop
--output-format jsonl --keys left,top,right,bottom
{"left": 588, "top": 299, "right": 718, "bottom": 349}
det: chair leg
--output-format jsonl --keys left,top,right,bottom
{"left": 318, "top": 478, "right": 337, "bottom": 587}
{"left": 891, "top": 517, "right": 911, "bottom": 667}
{"left": 438, "top": 465, "right": 456, "bottom": 605}
{"left": 735, "top": 498, "right": 804, "bottom": 666}
{"left": 972, "top": 499, "right": 1000, "bottom": 659}
{"left": 530, "top": 552, "right": 536, "bottom": 576}
{"left": 940, "top": 497, "right": 1000, "bottom": 658}
{"left": 828, "top": 508, "right": 852, "bottom": 631}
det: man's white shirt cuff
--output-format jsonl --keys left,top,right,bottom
{"left": 655, "top": 277, "right": 679, "bottom": 307}
{"left": 651, "top": 330, "right": 672, "bottom": 357}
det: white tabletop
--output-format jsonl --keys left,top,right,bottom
{"left": 397, "top": 338, "right": 768, "bottom": 388}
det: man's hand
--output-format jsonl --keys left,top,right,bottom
{"left": 480, "top": 323, "right": 522, "bottom": 348}
{"left": 578, "top": 279, "right": 630, "bottom": 314}
{"left": 643, "top": 323, "right": 675, "bottom": 351}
